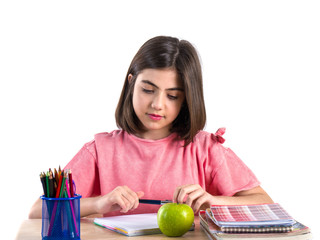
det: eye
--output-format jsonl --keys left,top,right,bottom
{"left": 168, "top": 95, "right": 178, "bottom": 100}
{"left": 142, "top": 88, "right": 154, "bottom": 94}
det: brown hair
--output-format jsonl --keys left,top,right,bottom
{"left": 115, "top": 36, "right": 206, "bottom": 146}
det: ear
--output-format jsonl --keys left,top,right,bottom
{"left": 128, "top": 74, "right": 133, "bottom": 83}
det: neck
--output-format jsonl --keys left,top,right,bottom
{"left": 136, "top": 130, "right": 172, "bottom": 140}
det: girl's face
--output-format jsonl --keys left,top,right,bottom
{"left": 131, "top": 68, "right": 185, "bottom": 140}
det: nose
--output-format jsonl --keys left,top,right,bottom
{"left": 151, "top": 93, "right": 165, "bottom": 110}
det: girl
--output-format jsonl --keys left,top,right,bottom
{"left": 29, "top": 36, "right": 273, "bottom": 218}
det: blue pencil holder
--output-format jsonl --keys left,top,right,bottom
{"left": 41, "top": 194, "right": 81, "bottom": 240}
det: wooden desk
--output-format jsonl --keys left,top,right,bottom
{"left": 16, "top": 216, "right": 208, "bottom": 240}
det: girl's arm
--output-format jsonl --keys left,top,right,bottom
{"left": 173, "top": 184, "right": 273, "bottom": 213}
{"left": 29, "top": 186, "right": 144, "bottom": 219}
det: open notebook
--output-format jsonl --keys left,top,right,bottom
{"left": 94, "top": 213, "right": 161, "bottom": 236}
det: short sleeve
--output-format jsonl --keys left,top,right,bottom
{"left": 64, "top": 140, "right": 101, "bottom": 198}
{"left": 206, "top": 130, "right": 260, "bottom": 196}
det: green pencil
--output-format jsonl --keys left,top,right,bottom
{"left": 46, "top": 171, "right": 50, "bottom": 198}
{"left": 58, "top": 171, "right": 66, "bottom": 198}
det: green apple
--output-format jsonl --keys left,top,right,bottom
{"left": 157, "top": 203, "right": 194, "bottom": 237}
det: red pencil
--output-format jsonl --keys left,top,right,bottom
{"left": 68, "top": 170, "right": 74, "bottom": 197}
{"left": 55, "top": 170, "right": 64, "bottom": 198}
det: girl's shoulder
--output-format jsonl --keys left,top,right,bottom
{"left": 94, "top": 129, "right": 124, "bottom": 139}
{"left": 93, "top": 129, "right": 127, "bottom": 145}
{"left": 194, "top": 128, "right": 226, "bottom": 145}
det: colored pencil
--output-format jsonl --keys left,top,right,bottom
{"left": 49, "top": 171, "right": 55, "bottom": 198}
{"left": 68, "top": 170, "right": 74, "bottom": 197}
{"left": 54, "top": 168, "right": 59, "bottom": 186}
{"left": 45, "top": 172, "right": 50, "bottom": 198}
{"left": 58, "top": 171, "right": 66, "bottom": 198}
{"left": 58, "top": 165, "right": 61, "bottom": 179}
{"left": 40, "top": 173, "right": 47, "bottom": 197}
{"left": 55, "top": 171, "right": 63, "bottom": 198}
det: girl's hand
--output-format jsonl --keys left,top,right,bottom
{"left": 173, "top": 184, "right": 214, "bottom": 213}
{"left": 95, "top": 186, "right": 144, "bottom": 214}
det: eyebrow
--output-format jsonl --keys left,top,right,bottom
{"left": 141, "top": 80, "right": 184, "bottom": 91}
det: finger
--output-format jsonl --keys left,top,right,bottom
{"left": 176, "top": 184, "right": 200, "bottom": 203}
{"left": 112, "top": 186, "right": 134, "bottom": 212}
{"left": 121, "top": 186, "right": 137, "bottom": 202}
{"left": 173, "top": 184, "right": 193, "bottom": 203}
{"left": 121, "top": 186, "right": 140, "bottom": 210}
{"left": 113, "top": 194, "right": 128, "bottom": 213}
{"left": 185, "top": 188, "right": 205, "bottom": 207}
{"left": 192, "top": 194, "right": 209, "bottom": 213}
{"left": 173, "top": 186, "right": 182, "bottom": 203}
{"left": 132, "top": 191, "right": 144, "bottom": 210}
{"left": 119, "top": 198, "right": 130, "bottom": 213}
{"left": 137, "top": 191, "right": 144, "bottom": 198}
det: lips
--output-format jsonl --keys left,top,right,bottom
{"left": 148, "top": 113, "right": 163, "bottom": 121}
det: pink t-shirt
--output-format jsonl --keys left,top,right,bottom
{"left": 64, "top": 129, "right": 260, "bottom": 216}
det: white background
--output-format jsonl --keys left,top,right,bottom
{"left": 1, "top": 0, "right": 319, "bottom": 239}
